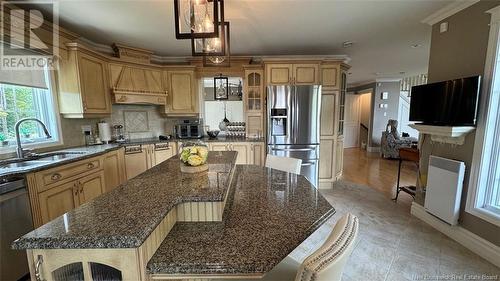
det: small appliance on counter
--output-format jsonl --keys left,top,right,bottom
{"left": 175, "top": 118, "right": 204, "bottom": 139}
{"left": 98, "top": 121, "right": 112, "bottom": 144}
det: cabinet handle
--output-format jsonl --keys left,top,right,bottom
{"left": 87, "top": 163, "right": 95, "bottom": 169}
{"left": 34, "top": 255, "right": 45, "bottom": 281}
{"left": 51, "top": 173, "right": 62, "bottom": 181}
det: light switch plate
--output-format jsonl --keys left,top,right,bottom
{"left": 381, "top": 92, "right": 389, "bottom": 100}
{"left": 440, "top": 22, "right": 448, "bottom": 33}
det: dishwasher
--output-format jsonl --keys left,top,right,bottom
{"left": 0, "top": 176, "right": 33, "bottom": 281}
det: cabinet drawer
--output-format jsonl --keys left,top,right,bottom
{"left": 35, "top": 157, "right": 102, "bottom": 192}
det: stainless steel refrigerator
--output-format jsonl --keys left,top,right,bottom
{"left": 267, "top": 85, "right": 321, "bottom": 187}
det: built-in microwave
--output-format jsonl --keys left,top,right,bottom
{"left": 174, "top": 118, "right": 204, "bottom": 139}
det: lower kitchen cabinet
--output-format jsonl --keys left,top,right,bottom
{"left": 335, "top": 136, "right": 344, "bottom": 179}
{"left": 208, "top": 142, "right": 265, "bottom": 165}
{"left": 153, "top": 143, "right": 177, "bottom": 166}
{"left": 78, "top": 171, "right": 106, "bottom": 204}
{"left": 103, "top": 148, "right": 126, "bottom": 192}
{"left": 38, "top": 180, "right": 79, "bottom": 224}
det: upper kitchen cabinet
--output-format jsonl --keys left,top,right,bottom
{"left": 320, "top": 62, "right": 350, "bottom": 91}
{"left": 244, "top": 66, "right": 265, "bottom": 138}
{"left": 163, "top": 67, "right": 198, "bottom": 116}
{"left": 109, "top": 63, "right": 165, "bottom": 105}
{"left": 57, "top": 43, "right": 111, "bottom": 118}
{"left": 265, "top": 63, "right": 319, "bottom": 85}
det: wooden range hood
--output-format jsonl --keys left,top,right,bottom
{"left": 110, "top": 44, "right": 167, "bottom": 105}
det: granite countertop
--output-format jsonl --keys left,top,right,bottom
{"left": 175, "top": 136, "right": 265, "bottom": 143}
{"left": 12, "top": 151, "right": 237, "bottom": 249}
{"left": 146, "top": 165, "right": 335, "bottom": 276}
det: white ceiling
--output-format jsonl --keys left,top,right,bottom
{"left": 37, "top": 0, "right": 453, "bottom": 85}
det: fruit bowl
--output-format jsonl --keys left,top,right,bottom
{"left": 179, "top": 142, "right": 209, "bottom": 173}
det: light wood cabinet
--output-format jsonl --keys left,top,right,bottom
{"left": 36, "top": 168, "right": 105, "bottom": 225}
{"left": 77, "top": 171, "right": 105, "bottom": 205}
{"left": 57, "top": 43, "right": 111, "bottom": 118}
{"left": 163, "top": 69, "right": 198, "bottom": 116}
{"left": 103, "top": 148, "right": 126, "bottom": 193}
{"left": 319, "top": 139, "right": 335, "bottom": 180}
{"left": 335, "top": 136, "right": 344, "bottom": 179}
{"left": 266, "top": 63, "right": 319, "bottom": 85}
{"left": 251, "top": 143, "right": 265, "bottom": 166}
{"left": 38, "top": 181, "right": 78, "bottom": 224}
{"left": 153, "top": 143, "right": 177, "bottom": 166}
{"left": 321, "top": 64, "right": 340, "bottom": 89}
{"left": 244, "top": 67, "right": 264, "bottom": 138}
{"left": 208, "top": 142, "right": 265, "bottom": 165}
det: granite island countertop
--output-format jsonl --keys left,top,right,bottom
{"left": 12, "top": 151, "right": 237, "bottom": 249}
{"left": 146, "top": 165, "right": 335, "bottom": 276}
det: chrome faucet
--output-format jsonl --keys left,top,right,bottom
{"left": 15, "top": 118, "right": 52, "bottom": 158}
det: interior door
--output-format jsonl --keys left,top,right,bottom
{"left": 343, "top": 94, "right": 360, "bottom": 148}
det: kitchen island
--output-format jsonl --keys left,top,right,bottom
{"left": 13, "top": 152, "right": 335, "bottom": 281}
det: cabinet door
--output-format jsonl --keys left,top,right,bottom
{"left": 78, "top": 171, "right": 105, "bottom": 205}
{"left": 321, "top": 65, "right": 340, "bottom": 89}
{"left": 77, "top": 52, "right": 111, "bottom": 114}
{"left": 231, "top": 143, "right": 250, "bottom": 165}
{"left": 251, "top": 143, "right": 265, "bottom": 166}
{"left": 210, "top": 143, "right": 228, "bottom": 151}
{"left": 246, "top": 113, "right": 263, "bottom": 138}
{"left": 165, "top": 70, "right": 198, "bottom": 115}
{"left": 125, "top": 149, "right": 149, "bottom": 180}
{"left": 245, "top": 70, "right": 263, "bottom": 112}
{"left": 266, "top": 64, "right": 292, "bottom": 85}
{"left": 103, "top": 149, "right": 126, "bottom": 193}
{"left": 319, "top": 139, "right": 335, "bottom": 180}
{"left": 38, "top": 181, "right": 78, "bottom": 224}
{"left": 320, "top": 93, "right": 337, "bottom": 137}
{"left": 154, "top": 147, "right": 175, "bottom": 166}
{"left": 293, "top": 64, "right": 319, "bottom": 85}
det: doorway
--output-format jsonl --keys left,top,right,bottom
{"left": 344, "top": 93, "right": 360, "bottom": 148}
{"left": 358, "top": 91, "right": 372, "bottom": 150}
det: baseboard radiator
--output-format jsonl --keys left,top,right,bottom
{"left": 424, "top": 155, "right": 465, "bottom": 225}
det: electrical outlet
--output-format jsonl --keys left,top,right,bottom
{"left": 81, "top": 125, "right": 91, "bottom": 133}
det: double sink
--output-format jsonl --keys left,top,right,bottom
{"left": 0, "top": 151, "right": 87, "bottom": 169}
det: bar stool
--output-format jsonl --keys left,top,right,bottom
{"left": 265, "top": 154, "right": 302, "bottom": 174}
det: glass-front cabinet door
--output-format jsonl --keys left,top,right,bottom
{"left": 245, "top": 70, "right": 263, "bottom": 112}
{"left": 51, "top": 262, "right": 122, "bottom": 281}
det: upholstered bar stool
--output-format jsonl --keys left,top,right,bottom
{"left": 220, "top": 213, "right": 359, "bottom": 281}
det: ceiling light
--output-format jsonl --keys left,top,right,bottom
{"left": 192, "top": 21, "right": 229, "bottom": 56}
{"left": 173, "top": 0, "right": 224, "bottom": 39}
{"left": 399, "top": 71, "right": 406, "bottom": 75}
{"left": 342, "top": 41, "right": 353, "bottom": 48}
{"left": 411, "top": 44, "right": 421, "bottom": 48}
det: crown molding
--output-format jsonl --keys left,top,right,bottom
{"left": 375, "top": 78, "right": 402, "bottom": 83}
{"left": 487, "top": 5, "right": 500, "bottom": 22}
{"left": 421, "top": 0, "right": 480, "bottom": 26}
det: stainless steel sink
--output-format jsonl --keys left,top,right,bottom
{"left": 36, "top": 151, "right": 86, "bottom": 161}
{"left": 0, "top": 160, "right": 49, "bottom": 169}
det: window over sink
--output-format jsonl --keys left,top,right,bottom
{"left": 0, "top": 68, "right": 61, "bottom": 152}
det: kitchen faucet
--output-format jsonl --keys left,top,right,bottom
{"left": 15, "top": 118, "right": 52, "bottom": 158}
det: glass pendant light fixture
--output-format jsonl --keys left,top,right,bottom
{"left": 192, "top": 21, "right": 228, "bottom": 56}
{"left": 202, "top": 22, "right": 231, "bottom": 67}
{"left": 173, "top": 0, "right": 224, "bottom": 39}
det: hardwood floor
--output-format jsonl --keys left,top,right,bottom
{"left": 341, "top": 147, "right": 418, "bottom": 203}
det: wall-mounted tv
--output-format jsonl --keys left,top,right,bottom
{"left": 409, "top": 76, "right": 481, "bottom": 126}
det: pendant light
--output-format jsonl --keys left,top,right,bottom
{"left": 191, "top": 21, "right": 227, "bottom": 56}
{"left": 173, "top": 0, "right": 224, "bottom": 39}
{"left": 202, "top": 22, "right": 231, "bottom": 67}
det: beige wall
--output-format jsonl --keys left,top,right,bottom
{"left": 421, "top": 0, "right": 500, "bottom": 246}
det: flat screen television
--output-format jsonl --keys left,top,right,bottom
{"left": 409, "top": 76, "right": 481, "bottom": 126}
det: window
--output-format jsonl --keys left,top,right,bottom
{"left": 0, "top": 68, "right": 61, "bottom": 151}
{"left": 466, "top": 6, "right": 500, "bottom": 226}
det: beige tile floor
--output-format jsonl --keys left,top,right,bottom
{"left": 289, "top": 180, "right": 500, "bottom": 281}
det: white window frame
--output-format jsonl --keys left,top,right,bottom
{"left": 0, "top": 69, "right": 63, "bottom": 155}
{"left": 466, "top": 5, "right": 500, "bottom": 227}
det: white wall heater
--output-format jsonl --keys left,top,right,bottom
{"left": 424, "top": 155, "right": 466, "bottom": 225}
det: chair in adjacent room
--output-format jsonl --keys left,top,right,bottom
{"left": 380, "top": 119, "right": 416, "bottom": 158}
{"left": 220, "top": 213, "right": 359, "bottom": 281}
{"left": 265, "top": 154, "right": 302, "bottom": 174}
